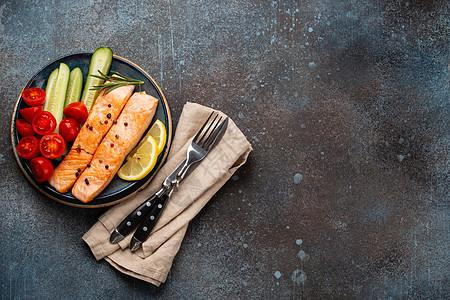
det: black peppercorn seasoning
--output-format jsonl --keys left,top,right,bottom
{"left": 89, "top": 126, "right": 93, "bottom": 130}
{"left": 113, "top": 119, "right": 117, "bottom": 124}
{"left": 108, "top": 104, "right": 111, "bottom": 108}
{"left": 87, "top": 163, "right": 91, "bottom": 168}
{"left": 85, "top": 178, "right": 89, "bottom": 185}
{"left": 105, "top": 165, "right": 109, "bottom": 169}
{"left": 107, "top": 113, "right": 111, "bottom": 119}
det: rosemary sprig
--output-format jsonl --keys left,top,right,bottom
{"left": 90, "top": 70, "right": 144, "bottom": 95}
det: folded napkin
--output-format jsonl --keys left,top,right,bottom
{"left": 83, "top": 102, "right": 252, "bottom": 286}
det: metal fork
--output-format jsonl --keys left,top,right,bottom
{"left": 171, "top": 112, "right": 226, "bottom": 186}
{"left": 110, "top": 111, "right": 228, "bottom": 245}
{"left": 128, "top": 112, "right": 228, "bottom": 251}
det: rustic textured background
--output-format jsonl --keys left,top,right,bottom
{"left": 0, "top": 0, "right": 448, "bottom": 298}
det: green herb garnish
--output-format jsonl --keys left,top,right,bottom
{"left": 89, "top": 71, "right": 144, "bottom": 95}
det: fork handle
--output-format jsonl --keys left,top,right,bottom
{"left": 109, "top": 187, "right": 165, "bottom": 243}
{"left": 129, "top": 193, "right": 169, "bottom": 251}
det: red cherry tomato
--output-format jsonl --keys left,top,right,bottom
{"left": 32, "top": 111, "right": 57, "bottom": 135}
{"left": 59, "top": 118, "right": 79, "bottom": 142}
{"left": 17, "top": 135, "right": 40, "bottom": 160}
{"left": 22, "top": 87, "right": 46, "bottom": 106}
{"left": 16, "top": 119, "right": 35, "bottom": 136}
{"left": 20, "top": 106, "right": 43, "bottom": 123}
{"left": 30, "top": 156, "right": 54, "bottom": 182}
{"left": 63, "top": 102, "right": 88, "bottom": 124}
{"left": 39, "top": 133, "right": 66, "bottom": 159}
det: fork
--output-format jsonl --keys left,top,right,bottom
{"left": 110, "top": 111, "right": 228, "bottom": 246}
{"left": 128, "top": 112, "right": 228, "bottom": 251}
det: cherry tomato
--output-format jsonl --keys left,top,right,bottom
{"left": 20, "top": 106, "right": 43, "bottom": 123}
{"left": 63, "top": 102, "right": 88, "bottom": 124}
{"left": 59, "top": 118, "right": 79, "bottom": 142}
{"left": 16, "top": 119, "right": 35, "bottom": 136}
{"left": 22, "top": 87, "right": 46, "bottom": 106}
{"left": 32, "top": 111, "right": 57, "bottom": 135}
{"left": 17, "top": 135, "right": 40, "bottom": 160}
{"left": 30, "top": 156, "right": 54, "bottom": 182}
{"left": 39, "top": 133, "right": 66, "bottom": 159}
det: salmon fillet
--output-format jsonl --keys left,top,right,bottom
{"left": 48, "top": 84, "right": 134, "bottom": 193}
{"left": 71, "top": 92, "right": 159, "bottom": 203}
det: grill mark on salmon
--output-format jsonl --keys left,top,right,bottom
{"left": 48, "top": 84, "right": 134, "bottom": 193}
{"left": 72, "top": 92, "right": 158, "bottom": 203}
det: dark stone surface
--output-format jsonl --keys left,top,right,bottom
{"left": 0, "top": 0, "right": 448, "bottom": 298}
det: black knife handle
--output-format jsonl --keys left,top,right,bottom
{"left": 131, "top": 193, "right": 169, "bottom": 247}
{"left": 113, "top": 191, "right": 162, "bottom": 239}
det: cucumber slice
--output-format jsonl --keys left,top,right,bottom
{"left": 44, "top": 68, "right": 59, "bottom": 109}
{"left": 80, "top": 47, "right": 113, "bottom": 111}
{"left": 64, "top": 67, "right": 83, "bottom": 107}
{"left": 43, "top": 63, "right": 70, "bottom": 132}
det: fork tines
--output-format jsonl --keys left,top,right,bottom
{"left": 195, "top": 112, "right": 228, "bottom": 149}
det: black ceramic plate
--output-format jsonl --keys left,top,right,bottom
{"left": 11, "top": 53, "right": 172, "bottom": 208}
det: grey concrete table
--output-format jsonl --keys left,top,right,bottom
{"left": 0, "top": 0, "right": 448, "bottom": 299}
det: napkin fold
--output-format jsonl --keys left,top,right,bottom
{"left": 83, "top": 102, "right": 252, "bottom": 286}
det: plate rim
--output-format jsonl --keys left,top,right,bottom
{"left": 10, "top": 52, "right": 172, "bottom": 208}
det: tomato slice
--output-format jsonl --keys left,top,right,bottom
{"left": 59, "top": 118, "right": 80, "bottom": 142}
{"left": 17, "top": 136, "right": 40, "bottom": 160}
{"left": 39, "top": 133, "right": 65, "bottom": 159}
{"left": 20, "top": 106, "right": 42, "bottom": 123}
{"left": 16, "top": 119, "right": 35, "bottom": 136}
{"left": 30, "top": 156, "right": 54, "bottom": 182}
{"left": 63, "top": 102, "right": 88, "bottom": 124}
{"left": 32, "top": 111, "right": 57, "bottom": 135}
{"left": 22, "top": 87, "right": 46, "bottom": 106}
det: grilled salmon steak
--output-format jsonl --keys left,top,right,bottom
{"left": 71, "top": 92, "right": 158, "bottom": 203}
{"left": 48, "top": 84, "right": 134, "bottom": 193}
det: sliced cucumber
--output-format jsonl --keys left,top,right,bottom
{"left": 64, "top": 67, "right": 83, "bottom": 107}
{"left": 80, "top": 47, "right": 113, "bottom": 111}
{"left": 43, "top": 63, "right": 70, "bottom": 132}
{"left": 44, "top": 68, "right": 59, "bottom": 109}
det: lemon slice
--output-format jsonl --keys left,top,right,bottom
{"left": 147, "top": 119, "right": 167, "bottom": 153}
{"left": 127, "top": 120, "right": 167, "bottom": 160}
{"left": 118, "top": 136, "right": 158, "bottom": 181}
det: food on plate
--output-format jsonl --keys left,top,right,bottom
{"left": 63, "top": 102, "right": 88, "bottom": 124}
{"left": 138, "top": 119, "right": 166, "bottom": 155}
{"left": 43, "top": 63, "right": 70, "bottom": 132}
{"left": 121, "top": 119, "right": 167, "bottom": 180}
{"left": 39, "top": 133, "right": 66, "bottom": 159}
{"left": 17, "top": 136, "right": 40, "bottom": 160}
{"left": 59, "top": 118, "right": 79, "bottom": 142}
{"left": 80, "top": 47, "right": 113, "bottom": 111}
{"left": 118, "top": 135, "right": 158, "bottom": 181}
{"left": 16, "top": 119, "right": 35, "bottom": 136}
{"left": 48, "top": 83, "right": 134, "bottom": 193}
{"left": 30, "top": 157, "right": 54, "bottom": 183}
{"left": 32, "top": 111, "right": 57, "bottom": 135}
{"left": 72, "top": 92, "right": 158, "bottom": 203}
{"left": 22, "top": 87, "right": 46, "bottom": 106}
{"left": 64, "top": 67, "right": 83, "bottom": 107}
{"left": 20, "top": 106, "right": 42, "bottom": 123}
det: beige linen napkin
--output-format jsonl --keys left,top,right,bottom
{"left": 83, "top": 102, "right": 252, "bottom": 286}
